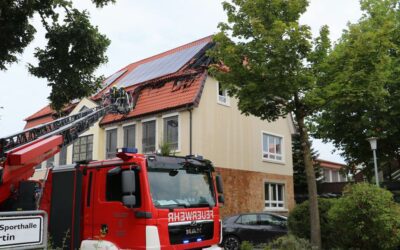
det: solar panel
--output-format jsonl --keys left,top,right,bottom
{"left": 116, "top": 42, "right": 208, "bottom": 88}
{"left": 102, "top": 69, "right": 127, "bottom": 88}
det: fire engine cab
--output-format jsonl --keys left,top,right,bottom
{"left": 0, "top": 88, "right": 224, "bottom": 249}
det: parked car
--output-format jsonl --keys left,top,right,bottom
{"left": 222, "top": 212, "right": 288, "bottom": 250}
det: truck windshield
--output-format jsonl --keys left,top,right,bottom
{"left": 148, "top": 168, "right": 216, "bottom": 209}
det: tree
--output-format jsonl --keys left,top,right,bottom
{"left": 328, "top": 183, "right": 400, "bottom": 249}
{"left": 292, "top": 134, "right": 321, "bottom": 195}
{"left": 314, "top": 0, "right": 400, "bottom": 181}
{"left": 288, "top": 198, "right": 336, "bottom": 248}
{"left": 208, "top": 0, "right": 331, "bottom": 247}
{"left": 0, "top": 0, "right": 114, "bottom": 111}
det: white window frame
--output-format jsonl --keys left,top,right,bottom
{"left": 261, "top": 131, "right": 284, "bottom": 163}
{"left": 216, "top": 82, "right": 230, "bottom": 106}
{"left": 73, "top": 134, "right": 94, "bottom": 162}
{"left": 264, "top": 182, "right": 286, "bottom": 211}
{"left": 141, "top": 118, "right": 157, "bottom": 154}
{"left": 122, "top": 122, "right": 137, "bottom": 149}
{"left": 162, "top": 113, "right": 180, "bottom": 152}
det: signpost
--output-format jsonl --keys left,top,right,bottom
{"left": 0, "top": 211, "right": 47, "bottom": 249}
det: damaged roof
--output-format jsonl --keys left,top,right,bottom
{"left": 24, "top": 36, "right": 213, "bottom": 129}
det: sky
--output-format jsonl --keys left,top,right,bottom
{"left": 0, "top": 0, "right": 363, "bottom": 163}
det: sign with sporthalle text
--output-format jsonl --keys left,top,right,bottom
{"left": 0, "top": 215, "right": 43, "bottom": 249}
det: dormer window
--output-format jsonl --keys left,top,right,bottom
{"left": 217, "top": 82, "right": 230, "bottom": 106}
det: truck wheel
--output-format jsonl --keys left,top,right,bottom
{"left": 223, "top": 235, "right": 240, "bottom": 250}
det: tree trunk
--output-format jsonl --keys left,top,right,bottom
{"left": 296, "top": 114, "right": 321, "bottom": 249}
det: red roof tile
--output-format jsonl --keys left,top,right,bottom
{"left": 24, "top": 105, "right": 53, "bottom": 121}
{"left": 24, "top": 116, "right": 54, "bottom": 130}
{"left": 100, "top": 72, "right": 207, "bottom": 125}
{"left": 318, "top": 159, "right": 346, "bottom": 170}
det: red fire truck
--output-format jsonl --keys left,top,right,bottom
{"left": 0, "top": 89, "right": 224, "bottom": 249}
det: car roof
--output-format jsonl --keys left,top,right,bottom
{"left": 225, "top": 212, "right": 287, "bottom": 220}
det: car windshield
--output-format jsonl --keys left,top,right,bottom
{"left": 147, "top": 167, "right": 216, "bottom": 209}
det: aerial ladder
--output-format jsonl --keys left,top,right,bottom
{"left": 0, "top": 87, "right": 133, "bottom": 207}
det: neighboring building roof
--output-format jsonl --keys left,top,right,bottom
{"left": 24, "top": 103, "right": 77, "bottom": 129}
{"left": 24, "top": 116, "right": 55, "bottom": 130}
{"left": 25, "top": 36, "right": 213, "bottom": 128}
{"left": 317, "top": 159, "right": 346, "bottom": 170}
{"left": 24, "top": 105, "right": 54, "bottom": 121}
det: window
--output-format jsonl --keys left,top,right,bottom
{"left": 106, "top": 129, "right": 118, "bottom": 159}
{"left": 72, "top": 135, "right": 93, "bottom": 162}
{"left": 262, "top": 133, "right": 283, "bottom": 161}
{"left": 106, "top": 171, "right": 122, "bottom": 201}
{"left": 265, "top": 183, "right": 285, "bottom": 209}
{"left": 259, "top": 214, "right": 287, "bottom": 227}
{"left": 123, "top": 125, "right": 136, "bottom": 148}
{"left": 236, "top": 214, "right": 258, "bottom": 225}
{"left": 106, "top": 169, "right": 141, "bottom": 207}
{"left": 331, "top": 170, "right": 339, "bottom": 182}
{"left": 46, "top": 156, "right": 55, "bottom": 168}
{"left": 217, "top": 82, "right": 229, "bottom": 105}
{"left": 163, "top": 116, "right": 178, "bottom": 150}
{"left": 323, "top": 168, "right": 331, "bottom": 182}
{"left": 59, "top": 146, "right": 67, "bottom": 165}
{"left": 79, "top": 106, "right": 89, "bottom": 112}
{"left": 142, "top": 120, "right": 156, "bottom": 153}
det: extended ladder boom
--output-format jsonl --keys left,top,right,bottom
{"left": 0, "top": 87, "right": 133, "bottom": 204}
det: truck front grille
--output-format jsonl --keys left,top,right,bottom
{"left": 168, "top": 220, "right": 214, "bottom": 245}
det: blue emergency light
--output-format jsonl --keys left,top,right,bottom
{"left": 118, "top": 147, "right": 138, "bottom": 154}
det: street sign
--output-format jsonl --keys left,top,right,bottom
{"left": 0, "top": 211, "right": 47, "bottom": 250}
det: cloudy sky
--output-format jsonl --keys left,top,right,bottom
{"left": 0, "top": 0, "right": 363, "bottom": 162}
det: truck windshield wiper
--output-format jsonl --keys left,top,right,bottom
{"left": 158, "top": 204, "right": 187, "bottom": 209}
{"left": 188, "top": 202, "right": 213, "bottom": 208}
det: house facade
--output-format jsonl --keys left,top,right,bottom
{"left": 319, "top": 159, "right": 348, "bottom": 183}
{"left": 25, "top": 36, "right": 295, "bottom": 217}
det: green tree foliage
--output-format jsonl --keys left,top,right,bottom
{"left": 288, "top": 198, "right": 336, "bottom": 248}
{"left": 292, "top": 134, "right": 321, "bottom": 194}
{"left": 0, "top": 0, "right": 114, "bottom": 111}
{"left": 314, "top": 0, "right": 400, "bottom": 180}
{"left": 328, "top": 183, "right": 400, "bottom": 249}
{"left": 208, "top": 0, "right": 331, "bottom": 247}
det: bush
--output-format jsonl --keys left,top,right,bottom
{"left": 328, "top": 183, "right": 400, "bottom": 249}
{"left": 240, "top": 241, "right": 254, "bottom": 250}
{"left": 264, "top": 234, "right": 313, "bottom": 250}
{"left": 288, "top": 198, "right": 336, "bottom": 247}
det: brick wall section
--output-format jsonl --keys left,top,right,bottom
{"left": 215, "top": 167, "right": 295, "bottom": 218}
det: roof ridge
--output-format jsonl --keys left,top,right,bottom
{"left": 117, "top": 35, "right": 213, "bottom": 72}
{"left": 24, "top": 105, "right": 52, "bottom": 121}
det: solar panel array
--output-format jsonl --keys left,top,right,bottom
{"left": 102, "top": 69, "right": 127, "bottom": 88}
{"left": 115, "top": 41, "right": 208, "bottom": 88}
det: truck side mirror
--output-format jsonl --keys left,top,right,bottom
{"left": 122, "top": 195, "right": 136, "bottom": 208}
{"left": 122, "top": 170, "right": 137, "bottom": 207}
{"left": 216, "top": 175, "right": 224, "bottom": 194}
{"left": 218, "top": 194, "right": 225, "bottom": 205}
{"left": 122, "top": 170, "right": 136, "bottom": 193}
